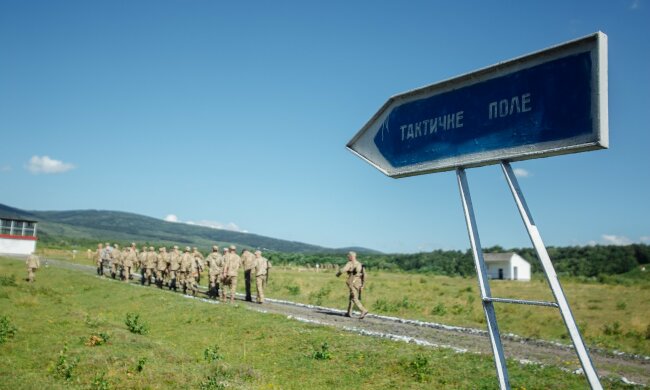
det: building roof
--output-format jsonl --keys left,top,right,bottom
{"left": 0, "top": 214, "right": 38, "bottom": 223}
{"left": 483, "top": 252, "right": 526, "bottom": 263}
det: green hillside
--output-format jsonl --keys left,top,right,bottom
{"left": 0, "top": 203, "right": 378, "bottom": 254}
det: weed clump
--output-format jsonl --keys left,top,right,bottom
{"left": 90, "top": 371, "right": 110, "bottom": 390}
{"left": 308, "top": 286, "right": 331, "bottom": 306}
{"left": 136, "top": 357, "right": 147, "bottom": 373}
{"left": 285, "top": 285, "right": 300, "bottom": 296}
{"left": 125, "top": 312, "right": 148, "bottom": 335}
{"left": 0, "top": 315, "right": 17, "bottom": 344}
{"left": 430, "top": 303, "right": 447, "bottom": 316}
{"left": 602, "top": 321, "right": 622, "bottom": 336}
{"left": 204, "top": 345, "right": 224, "bottom": 362}
{"left": 0, "top": 274, "right": 17, "bottom": 287}
{"left": 404, "top": 353, "right": 433, "bottom": 382}
{"left": 312, "top": 342, "right": 332, "bottom": 360}
{"left": 54, "top": 345, "right": 79, "bottom": 381}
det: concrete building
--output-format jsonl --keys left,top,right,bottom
{"left": 484, "top": 252, "right": 531, "bottom": 281}
{"left": 0, "top": 215, "right": 38, "bottom": 255}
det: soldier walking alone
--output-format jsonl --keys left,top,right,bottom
{"left": 336, "top": 251, "right": 368, "bottom": 319}
{"left": 26, "top": 251, "right": 40, "bottom": 283}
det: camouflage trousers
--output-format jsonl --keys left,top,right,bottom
{"left": 347, "top": 285, "right": 367, "bottom": 315}
{"left": 255, "top": 275, "right": 266, "bottom": 303}
{"left": 27, "top": 267, "right": 37, "bottom": 283}
{"left": 221, "top": 276, "right": 237, "bottom": 302}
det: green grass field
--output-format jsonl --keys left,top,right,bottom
{"left": 39, "top": 248, "right": 650, "bottom": 356}
{"left": 1, "top": 256, "right": 638, "bottom": 389}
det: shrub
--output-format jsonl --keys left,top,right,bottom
{"left": 125, "top": 313, "right": 148, "bottom": 335}
{"left": 308, "top": 286, "right": 331, "bottom": 306}
{"left": 0, "top": 274, "right": 17, "bottom": 287}
{"left": 312, "top": 342, "right": 332, "bottom": 360}
{"left": 204, "top": 345, "right": 224, "bottom": 362}
{"left": 0, "top": 316, "right": 17, "bottom": 344}
{"left": 430, "top": 303, "right": 447, "bottom": 316}
{"left": 136, "top": 357, "right": 147, "bottom": 373}
{"left": 602, "top": 321, "right": 622, "bottom": 336}
{"left": 285, "top": 285, "right": 300, "bottom": 296}
{"left": 55, "top": 346, "right": 79, "bottom": 381}
{"left": 405, "top": 354, "right": 432, "bottom": 382}
{"left": 90, "top": 371, "right": 110, "bottom": 390}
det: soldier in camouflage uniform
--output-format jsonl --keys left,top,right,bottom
{"left": 110, "top": 244, "right": 122, "bottom": 279}
{"left": 254, "top": 250, "right": 270, "bottom": 304}
{"left": 142, "top": 246, "right": 155, "bottom": 285}
{"left": 26, "top": 252, "right": 40, "bottom": 283}
{"left": 95, "top": 243, "right": 104, "bottom": 276}
{"left": 192, "top": 247, "right": 205, "bottom": 284}
{"left": 123, "top": 243, "right": 137, "bottom": 282}
{"left": 221, "top": 245, "right": 241, "bottom": 303}
{"left": 138, "top": 245, "right": 148, "bottom": 284}
{"left": 205, "top": 245, "right": 224, "bottom": 299}
{"left": 180, "top": 246, "right": 197, "bottom": 295}
{"left": 336, "top": 251, "right": 368, "bottom": 319}
{"left": 100, "top": 243, "right": 112, "bottom": 277}
{"left": 241, "top": 249, "right": 255, "bottom": 302}
{"left": 156, "top": 247, "right": 168, "bottom": 288}
{"left": 168, "top": 245, "right": 181, "bottom": 291}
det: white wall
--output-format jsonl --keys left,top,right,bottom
{"left": 0, "top": 237, "right": 37, "bottom": 255}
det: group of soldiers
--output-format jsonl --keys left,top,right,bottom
{"left": 94, "top": 243, "right": 271, "bottom": 304}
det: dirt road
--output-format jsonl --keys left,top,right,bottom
{"left": 48, "top": 258, "right": 650, "bottom": 386}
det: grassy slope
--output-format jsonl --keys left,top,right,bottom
{"left": 0, "top": 257, "right": 626, "bottom": 389}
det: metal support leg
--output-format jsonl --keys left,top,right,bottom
{"left": 457, "top": 168, "right": 510, "bottom": 390}
{"left": 501, "top": 161, "right": 602, "bottom": 389}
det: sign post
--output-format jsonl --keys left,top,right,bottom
{"left": 347, "top": 32, "right": 607, "bottom": 389}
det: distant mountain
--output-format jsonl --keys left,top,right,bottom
{"left": 0, "top": 203, "right": 380, "bottom": 254}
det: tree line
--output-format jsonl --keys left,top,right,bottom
{"left": 265, "top": 244, "right": 650, "bottom": 279}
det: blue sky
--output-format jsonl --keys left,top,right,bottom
{"left": 1, "top": 1, "right": 648, "bottom": 253}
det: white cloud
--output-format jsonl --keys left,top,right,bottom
{"left": 163, "top": 214, "right": 246, "bottom": 232}
{"left": 630, "top": 0, "right": 640, "bottom": 10}
{"left": 164, "top": 214, "right": 179, "bottom": 222}
{"left": 640, "top": 236, "right": 650, "bottom": 243}
{"left": 513, "top": 168, "right": 530, "bottom": 178}
{"left": 26, "top": 155, "right": 75, "bottom": 174}
{"left": 601, "top": 234, "right": 632, "bottom": 246}
{"left": 0, "top": 164, "right": 11, "bottom": 172}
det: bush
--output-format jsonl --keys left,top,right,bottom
{"left": 285, "top": 285, "right": 300, "bottom": 296}
{"left": 430, "top": 303, "right": 447, "bottom": 316}
{"left": 0, "top": 274, "right": 17, "bottom": 287}
{"left": 0, "top": 316, "right": 17, "bottom": 344}
{"left": 405, "top": 354, "right": 432, "bottom": 382}
{"left": 602, "top": 321, "right": 622, "bottom": 336}
{"left": 55, "top": 346, "right": 79, "bottom": 381}
{"left": 204, "top": 345, "right": 224, "bottom": 362}
{"left": 125, "top": 312, "right": 148, "bottom": 335}
{"left": 136, "top": 357, "right": 147, "bottom": 373}
{"left": 308, "top": 286, "right": 331, "bottom": 306}
{"left": 90, "top": 371, "right": 110, "bottom": 390}
{"left": 312, "top": 342, "right": 332, "bottom": 360}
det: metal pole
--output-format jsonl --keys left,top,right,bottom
{"left": 500, "top": 161, "right": 602, "bottom": 389}
{"left": 456, "top": 168, "right": 510, "bottom": 390}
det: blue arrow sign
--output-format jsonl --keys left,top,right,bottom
{"left": 348, "top": 32, "right": 608, "bottom": 178}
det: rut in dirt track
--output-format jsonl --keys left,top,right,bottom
{"left": 45, "top": 258, "right": 650, "bottom": 386}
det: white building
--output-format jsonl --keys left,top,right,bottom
{"left": 484, "top": 252, "right": 531, "bottom": 281}
{"left": 0, "top": 215, "right": 38, "bottom": 255}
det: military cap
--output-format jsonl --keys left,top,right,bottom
{"left": 149, "top": 246, "right": 154, "bottom": 251}
{"left": 212, "top": 245, "right": 219, "bottom": 251}
{"left": 185, "top": 246, "right": 191, "bottom": 251}
{"left": 254, "top": 250, "right": 261, "bottom": 255}
{"left": 173, "top": 245, "right": 179, "bottom": 249}
{"left": 229, "top": 245, "right": 236, "bottom": 250}
{"left": 192, "top": 247, "right": 197, "bottom": 250}
{"left": 105, "top": 242, "right": 110, "bottom": 246}
{"left": 131, "top": 242, "right": 136, "bottom": 247}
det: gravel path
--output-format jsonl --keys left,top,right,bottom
{"left": 45, "top": 258, "right": 650, "bottom": 386}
